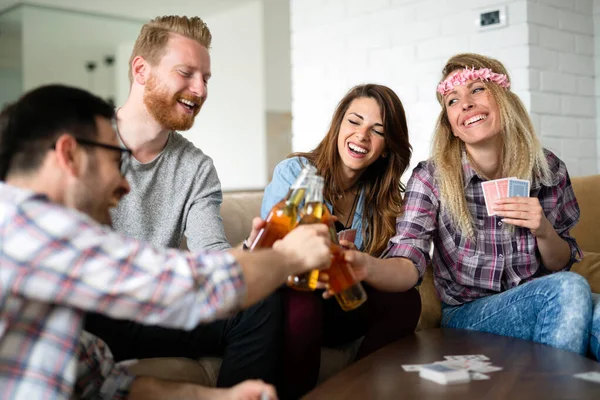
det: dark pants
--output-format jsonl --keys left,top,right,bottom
{"left": 282, "top": 284, "right": 421, "bottom": 399}
{"left": 84, "top": 292, "right": 283, "bottom": 389}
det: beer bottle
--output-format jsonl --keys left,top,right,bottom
{"left": 287, "top": 175, "right": 326, "bottom": 291}
{"left": 319, "top": 192, "right": 367, "bottom": 311}
{"left": 288, "top": 176, "right": 368, "bottom": 311}
{"left": 250, "top": 164, "right": 316, "bottom": 250}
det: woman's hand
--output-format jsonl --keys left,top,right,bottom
{"left": 321, "top": 249, "right": 371, "bottom": 299}
{"left": 493, "top": 197, "right": 552, "bottom": 238}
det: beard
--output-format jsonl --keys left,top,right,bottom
{"left": 143, "top": 73, "right": 202, "bottom": 132}
{"left": 71, "top": 178, "right": 113, "bottom": 227}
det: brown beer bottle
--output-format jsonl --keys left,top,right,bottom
{"left": 250, "top": 164, "right": 316, "bottom": 250}
{"left": 319, "top": 194, "right": 368, "bottom": 311}
{"left": 287, "top": 175, "right": 326, "bottom": 291}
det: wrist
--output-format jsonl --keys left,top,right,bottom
{"left": 272, "top": 242, "right": 300, "bottom": 276}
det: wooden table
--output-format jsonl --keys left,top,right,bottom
{"left": 304, "top": 328, "right": 600, "bottom": 399}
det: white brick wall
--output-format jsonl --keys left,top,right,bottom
{"left": 291, "top": 0, "right": 599, "bottom": 178}
{"left": 530, "top": 0, "right": 597, "bottom": 176}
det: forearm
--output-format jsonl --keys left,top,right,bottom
{"left": 536, "top": 230, "right": 572, "bottom": 271}
{"left": 228, "top": 248, "right": 291, "bottom": 308}
{"left": 365, "top": 257, "right": 419, "bottom": 292}
{"left": 128, "top": 377, "right": 228, "bottom": 400}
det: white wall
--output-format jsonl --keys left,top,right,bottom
{"left": 21, "top": 6, "right": 142, "bottom": 102}
{"left": 186, "top": 0, "right": 267, "bottom": 190}
{"left": 264, "top": 0, "right": 291, "bottom": 112}
{"left": 290, "top": 0, "right": 599, "bottom": 178}
{"left": 528, "top": 0, "right": 597, "bottom": 176}
{"left": 0, "top": 7, "right": 22, "bottom": 107}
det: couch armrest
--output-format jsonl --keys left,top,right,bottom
{"left": 415, "top": 266, "right": 442, "bottom": 331}
{"left": 570, "top": 251, "right": 600, "bottom": 293}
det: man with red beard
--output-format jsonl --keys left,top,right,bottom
{"left": 84, "top": 16, "right": 283, "bottom": 390}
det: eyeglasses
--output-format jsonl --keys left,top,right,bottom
{"left": 75, "top": 138, "right": 132, "bottom": 176}
{"left": 51, "top": 137, "right": 132, "bottom": 176}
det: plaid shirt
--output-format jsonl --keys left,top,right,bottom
{"left": 384, "top": 149, "right": 582, "bottom": 306}
{"left": 0, "top": 183, "right": 245, "bottom": 399}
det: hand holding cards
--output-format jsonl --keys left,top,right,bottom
{"left": 481, "top": 177, "right": 530, "bottom": 216}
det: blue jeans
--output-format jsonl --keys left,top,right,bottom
{"left": 442, "top": 272, "right": 599, "bottom": 359}
{"left": 591, "top": 293, "right": 600, "bottom": 360}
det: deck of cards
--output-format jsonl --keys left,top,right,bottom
{"left": 481, "top": 177, "right": 530, "bottom": 216}
{"left": 402, "top": 354, "right": 503, "bottom": 385}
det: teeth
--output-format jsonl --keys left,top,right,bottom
{"left": 464, "top": 114, "right": 486, "bottom": 126}
{"left": 349, "top": 143, "right": 368, "bottom": 154}
{"left": 179, "top": 99, "right": 196, "bottom": 107}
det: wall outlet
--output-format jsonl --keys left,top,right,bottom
{"left": 476, "top": 6, "right": 507, "bottom": 30}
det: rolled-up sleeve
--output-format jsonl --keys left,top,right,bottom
{"left": 383, "top": 163, "right": 438, "bottom": 283}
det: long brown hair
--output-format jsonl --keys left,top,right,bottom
{"left": 433, "top": 53, "right": 552, "bottom": 237}
{"left": 293, "top": 84, "right": 412, "bottom": 256}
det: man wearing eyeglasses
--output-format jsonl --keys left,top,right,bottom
{"left": 84, "top": 15, "right": 285, "bottom": 392}
{"left": 0, "top": 84, "right": 332, "bottom": 399}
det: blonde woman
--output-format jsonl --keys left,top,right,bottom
{"left": 345, "top": 53, "right": 600, "bottom": 360}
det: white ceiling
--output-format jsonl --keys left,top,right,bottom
{"left": 0, "top": 0, "right": 259, "bottom": 21}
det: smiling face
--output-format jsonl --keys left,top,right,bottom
{"left": 444, "top": 74, "right": 502, "bottom": 151}
{"left": 143, "top": 33, "right": 211, "bottom": 131}
{"left": 336, "top": 97, "right": 387, "bottom": 181}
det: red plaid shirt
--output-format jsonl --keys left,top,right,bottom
{"left": 0, "top": 183, "right": 245, "bottom": 399}
{"left": 384, "top": 149, "right": 582, "bottom": 306}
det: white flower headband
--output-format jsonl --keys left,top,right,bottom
{"left": 436, "top": 67, "right": 510, "bottom": 96}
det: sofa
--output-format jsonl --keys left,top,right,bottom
{"left": 127, "top": 174, "right": 600, "bottom": 385}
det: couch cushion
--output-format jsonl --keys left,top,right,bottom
{"left": 124, "top": 339, "right": 362, "bottom": 388}
{"left": 221, "top": 191, "right": 264, "bottom": 246}
{"left": 570, "top": 175, "right": 600, "bottom": 254}
{"left": 125, "top": 357, "right": 220, "bottom": 386}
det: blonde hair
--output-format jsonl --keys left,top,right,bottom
{"left": 128, "top": 15, "right": 212, "bottom": 84}
{"left": 432, "top": 53, "right": 552, "bottom": 238}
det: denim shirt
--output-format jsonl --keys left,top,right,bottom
{"left": 261, "top": 157, "right": 366, "bottom": 251}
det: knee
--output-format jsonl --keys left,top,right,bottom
{"left": 551, "top": 272, "right": 592, "bottom": 318}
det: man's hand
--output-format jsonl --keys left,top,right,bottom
{"left": 221, "top": 380, "right": 278, "bottom": 400}
{"left": 273, "top": 224, "right": 331, "bottom": 275}
{"left": 243, "top": 217, "right": 266, "bottom": 248}
{"left": 128, "top": 376, "right": 277, "bottom": 400}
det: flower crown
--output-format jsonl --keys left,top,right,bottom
{"left": 436, "top": 67, "right": 510, "bottom": 96}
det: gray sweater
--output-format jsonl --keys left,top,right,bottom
{"left": 111, "top": 132, "right": 230, "bottom": 251}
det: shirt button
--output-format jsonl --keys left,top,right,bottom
{"left": 497, "top": 221, "right": 503, "bottom": 226}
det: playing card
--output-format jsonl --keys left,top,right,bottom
{"left": 573, "top": 371, "right": 600, "bottom": 384}
{"left": 402, "top": 364, "right": 426, "bottom": 372}
{"left": 470, "top": 372, "right": 490, "bottom": 380}
{"left": 444, "top": 354, "right": 490, "bottom": 361}
{"left": 508, "top": 178, "right": 530, "bottom": 197}
{"left": 495, "top": 178, "right": 509, "bottom": 198}
{"left": 481, "top": 181, "right": 501, "bottom": 216}
{"left": 337, "top": 228, "right": 357, "bottom": 244}
{"left": 470, "top": 365, "right": 503, "bottom": 373}
{"left": 437, "top": 360, "right": 490, "bottom": 371}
